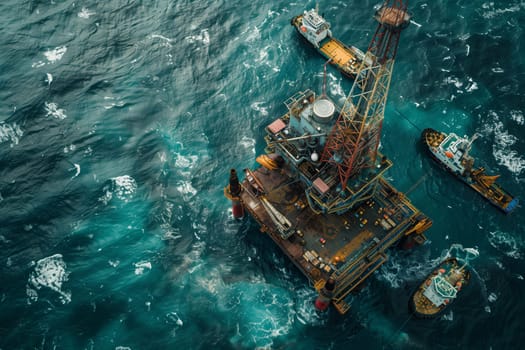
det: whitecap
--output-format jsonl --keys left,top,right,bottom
{"left": 510, "top": 110, "right": 524, "bottom": 125}
{"left": 488, "top": 292, "right": 498, "bottom": 303}
{"left": 45, "top": 73, "right": 53, "bottom": 86}
{"left": 185, "top": 29, "right": 210, "bottom": 46}
{"left": 44, "top": 46, "right": 67, "bottom": 63}
{"left": 481, "top": 3, "right": 522, "bottom": 19}
{"left": 31, "top": 61, "right": 46, "bottom": 68}
{"left": 99, "top": 175, "right": 137, "bottom": 204}
{"left": 166, "top": 311, "right": 184, "bottom": 327}
{"left": 134, "top": 261, "right": 152, "bottom": 275}
{"left": 444, "top": 76, "right": 463, "bottom": 89}
{"left": 27, "top": 254, "right": 71, "bottom": 304}
{"left": 63, "top": 144, "right": 76, "bottom": 153}
{"left": 483, "top": 112, "right": 525, "bottom": 175}
{"left": 108, "top": 259, "right": 120, "bottom": 267}
{"left": 176, "top": 180, "right": 197, "bottom": 198}
{"left": 255, "top": 47, "right": 269, "bottom": 63}
{"left": 45, "top": 102, "right": 67, "bottom": 120}
{"left": 174, "top": 153, "right": 198, "bottom": 169}
{"left": 465, "top": 78, "right": 478, "bottom": 92}
{"left": 69, "top": 163, "right": 80, "bottom": 178}
{"left": 250, "top": 101, "right": 269, "bottom": 116}
{"left": 244, "top": 26, "right": 260, "bottom": 43}
{"left": 103, "top": 96, "right": 125, "bottom": 109}
{"left": 493, "top": 148, "right": 525, "bottom": 175}
{"left": 0, "top": 122, "right": 23, "bottom": 147}
{"left": 78, "top": 7, "right": 95, "bottom": 19}
{"left": 239, "top": 136, "right": 255, "bottom": 155}
{"left": 113, "top": 175, "right": 137, "bottom": 198}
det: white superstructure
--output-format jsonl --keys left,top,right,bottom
{"left": 298, "top": 9, "right": 332, "bottom": 47}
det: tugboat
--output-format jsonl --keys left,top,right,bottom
{"left": 291, "top": 6, "right": 367, "bottom": 78}
{"left": 410, "top": 245, "right": 478, "bottom": 318}
{"left": 421, "top": 128, "right": 518, "bottom": 214}
{"left": 410, "top": 257, "right": 469, "bottom": 318}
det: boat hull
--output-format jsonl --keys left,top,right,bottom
{"left": 291, "top": 15, "right": 361, "bottom": 79}
{"left": 409, "top": 257, "right": 470, "bottom": 318}
{"left": 421, "top": 128, "right": 518, "bottom": 214}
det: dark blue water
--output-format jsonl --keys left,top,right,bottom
{"left": 1, "top": 1, "right": 524, "bottom": 349}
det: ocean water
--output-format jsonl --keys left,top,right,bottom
{"left": 0, "top": 0, "right": 524, "bottom": 349}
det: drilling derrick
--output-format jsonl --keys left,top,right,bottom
{"left": 226, "top": 1, "right": 432, "bottom": 315}
{"left": 319, "top": 0, "right": 411, "bottom": 213}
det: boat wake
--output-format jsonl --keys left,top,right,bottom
{"left": 487, "top": 230, "right": 523, "bottom": 260}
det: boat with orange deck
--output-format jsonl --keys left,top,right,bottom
{"left": 291, "top": 6, "right": 367, "bottom": 78}
{"left": 410, "top": 257, "right": 470, "bottom": 318}
{"left": 421, "top": 128, "right": 518, "bottom": 214}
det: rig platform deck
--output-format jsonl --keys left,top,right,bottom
{"left": 240, "top": 155, "right": 429, "bottom": 314}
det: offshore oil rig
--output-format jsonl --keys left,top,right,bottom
{"left": 225, "top": 0, "right": 432, "bottom": 314}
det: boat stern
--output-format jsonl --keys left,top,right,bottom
{"left": 504, "top": 197, "right": 519, "bottom": 214}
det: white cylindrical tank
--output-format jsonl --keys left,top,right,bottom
{"left": 312, "top": 98, "right": 335, "bottom": 124}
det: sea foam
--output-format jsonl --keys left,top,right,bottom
{"left": 99, "top": 175, "right": 138, "bottom": 204}
{"left": 78, "top": 7, "right": 95, "bottom": 19}
{"left": 0, "top": 122, "right": 23, "bottom": 147}
{"left": 482, "top": 111, "right": 525, "bottom": 176}
{"left": 26, "top": 254, "right": 71, "bottom": 304}
{"left": 44, "top": 46, "right": 67, "bottom": 63}
{"left": 45, "top": 102, "right": 67, "bottom": 120}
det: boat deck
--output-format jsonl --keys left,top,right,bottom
{"left": 240, "top": 164, "right": 429, "bottom": 313}
{"left": 320, "top": 39, "right": 358, "bottom": 69}
{"left": 292, "top": 13, "right": 362, "bottom": 77}
{"left": 411, "top": 258, "right": 469, "bottom": 318}
{"left": 422, "top": 128, "right": 519, "bottom": 214}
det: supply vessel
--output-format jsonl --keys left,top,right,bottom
{"left": 421, "top": 128, "right": 518, "bottom": 214}
{"left": 291, "top": 6, "right": 366, "bottom": 78}
{"left": 226, "top": 1, "right": 432, "bottom": 314}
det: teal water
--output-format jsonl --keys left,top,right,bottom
{"left": 0, "top": 1, "right": 524, "bottom": 349}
